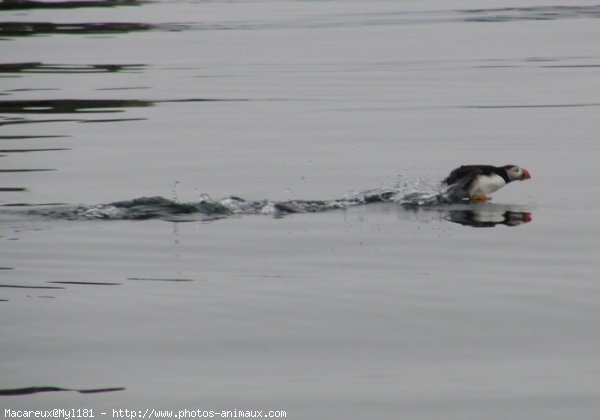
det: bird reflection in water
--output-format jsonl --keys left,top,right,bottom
{"left": 445, "top": 208, "right": 532, "bottom": 228}
{"left": 401, "top": 196, "right": 533, "bottom": 228}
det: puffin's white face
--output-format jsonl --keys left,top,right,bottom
{"left": 506, "top": 166, "right": 532, "bottom": 182}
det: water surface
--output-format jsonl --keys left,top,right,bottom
{"left": 2, "top": 1, "right": 600, "bottom": 418}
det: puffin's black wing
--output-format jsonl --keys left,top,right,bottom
{"left": 442, "top": 165, "right": 488, "bottom": 188}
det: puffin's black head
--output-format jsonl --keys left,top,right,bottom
{"left": 502, "top": 165, "right": 532, "bottom": 183}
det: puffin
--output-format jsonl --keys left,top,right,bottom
{"left": 442, "top": 164, "right": 531, "bottom": 202}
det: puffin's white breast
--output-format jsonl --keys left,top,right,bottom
{"left": 469, "top": 174, "right": 506, "bottom": 195}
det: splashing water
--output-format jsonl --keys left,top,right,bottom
{"left": 13, "top": 188, "right": 403, "bottom": 221}
{"left": 3, "top": 176, "right": 475, "bottom": 222}
{"left": 396, "top": 176, "right": 450, "bottom": 207}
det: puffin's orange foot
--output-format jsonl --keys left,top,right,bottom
{"left": 469, "top": 194, "right": 491, "bottom": 202}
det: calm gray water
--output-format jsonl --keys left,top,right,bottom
{"left": 2, "top": 1, "right": 600, "bottom": 418}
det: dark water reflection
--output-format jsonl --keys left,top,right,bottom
{"left": 0, "top": 135, "right": 68, "bottom": 140}
{"left": 0, "top": 147, "right": 68, "bottom": 153}
{"left": 0, "top": 97, "right": 245, "bottom": 127}
{"left": 0, "top": 0, "right": 142, "bottom": 11}
{"left": 0, "top": 98, "right": 245, "bottom": 115}
{"left": 0, "top": 62, "right": 145, "bottom": 74}
{"left": 127, "top": 277, "right": 195, "bottom": 282}
{"left": 0, "top": 169, "right": 55, "bottom": 172}
{"left": 48, "top": 281, "right": 121, "bottom": 285}
{"left": 0, "top": 386, "right": 125, "bottom": 396}
{"left": 0, "top": 21, "right": 154, "bottom": 37}
{"left": 0, "top": 283, "right": 65, "bottom": 289}
{"left": 0, "top": 99, "right": 154, "bottom": 114}
{"left": 462, "top": 5, "right": 600, "bottom": 22}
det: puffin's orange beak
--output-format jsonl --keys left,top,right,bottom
{"left": 521, "top": 168, "right": 531, "bottom": 180}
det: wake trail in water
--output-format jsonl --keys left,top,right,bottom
{"left": 29, "top": 189, "right": 403, "bottom": 221}
{"left": 3, "top": 177, "right": 532, "bottom": 228}
{"left": 8, "top": 178, "right": 447, "bottom": 221}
